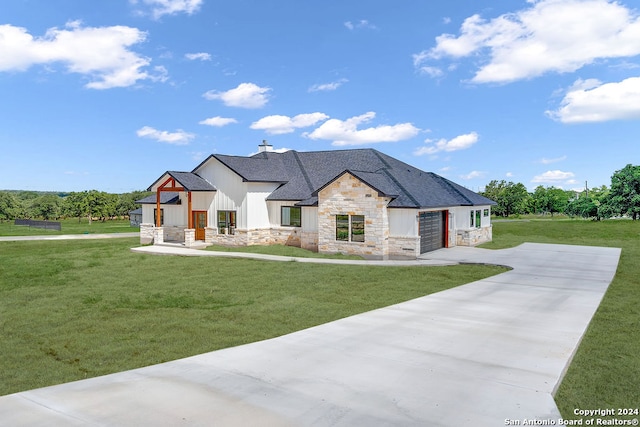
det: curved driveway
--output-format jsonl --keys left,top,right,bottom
{"left": 0, "top": 242, "right": 621, "bottom": 426}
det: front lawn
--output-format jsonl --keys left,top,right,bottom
{"left": 0, "top": 237, "right": 504, "bottom": 396}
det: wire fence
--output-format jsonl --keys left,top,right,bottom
{"left": 14, "top": 219, "right": 62, "bottom": 231}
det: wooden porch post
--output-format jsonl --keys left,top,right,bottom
{"left": 188, "top": 191, "right": 193, "bottom": 229}
{"left": 156, "top": 191, "right": 161, "bottom": 227}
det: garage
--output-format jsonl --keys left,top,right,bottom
{"left": 419, "top": 211, "right": 446, "bottom": 254}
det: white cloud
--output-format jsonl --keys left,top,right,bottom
{"left": 506, "top": 172, "right": 514, "bottom": 178}
{"left": 199, "top": 116, "right": 238, "bottom": 127}
{"left": 185, "top": 52, "right": 211, "bottom": 61}
{"left": 137, "top": 126, "right": 194, "bottom": 145}
{"left": 460, "top": 170, "right": 485, "bottom": 180}
{"left": 344, "top": 20, "right": 378, "bottom": 31}
{"left": 304, "top": 112, "right": 420, "bottom": 146}
{"left": 414, "top": 0, "right": 640, "bottom": 83}
{"left": 203, "top": 82, "right": 271, "bottom": 108}
{"left": 546, "top": 77, "right": 640, "bottom": 123}
{"left": 0, "top": 21, "right": 155, "bottom": 89}
{"left": 308, "top": 78, "right": 348, "bottom": 92}
{"left": 251, "top": 113, "right": 329, "bottom": 135}
{"left": 539, "top": 155, "right": 567, "bottom": 164}
{"left": 532, "top": 170, "right": 576, "bottom": 184}
{"left": 414, "top": 132, "right": 479, "bottom": 156}
{"left": 132, "top": 0, "right": 203, "bottom": 19}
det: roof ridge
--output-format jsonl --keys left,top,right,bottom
{"left": 430, "top": 173, "right": 474, "bottom": 205}
{"left": 291, "top": 151, "right": 314, "bottom": 193}
{"left": 371, "top": 151, "right": 420, "bottom": 207}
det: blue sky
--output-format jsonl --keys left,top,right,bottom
{"left": 1, "top": 0, "right": 639, "bottom": 193}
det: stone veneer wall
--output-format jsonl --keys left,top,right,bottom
{"left": 317, "top": 173, "right": 391, "bottom": 259}
{"left": 140, "top": 223, "right": 154, "bottom": 244}
{"left": 204, "top": 227, "right": 303, "bottom": 248}
{"left": 301, "top": 232, "right": 318, "bottom": 252}
{"left": 388, "top": 236, "right": 420, "bottom": 259}
{"left": 163, "top": 226, "right": 185, "bottom": 242}
{"left": 456, "top": 226, "right": 492, "bottom": 246}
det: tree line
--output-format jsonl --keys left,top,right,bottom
{"left": 0, "top": 190, "right": 151, "bottom": 222}
{"left": 480, "top": 164, "right": 640, "bottom": 220}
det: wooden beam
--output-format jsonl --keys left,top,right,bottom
{"left": 158, "top": 186, "right": 185, "bottom": 192}
{"left": 188, "top": 192, "right": 193, "bottom": 229}
{"left": 156, "top": 190, "right": 161, "bottom": 227}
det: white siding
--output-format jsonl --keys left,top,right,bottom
{"left": 388, "top": 208, "right": 418, "bottom": 237}
{"left": 196, "top": 157, "right": 248, "bottom": 228}
{"left": 141, "top": 204, "right": 185, "bottom": 226}
{"left": 246, "top": 183, "right": 280, "bottom": 229}
{"left": 302, "top": 207, "right": 318, "bottom": 232}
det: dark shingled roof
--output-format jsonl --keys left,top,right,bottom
{"left": 147, "top": 171, "right": 217, "bottom": 192}
{"left": 136, "top": 192, "right": 181, "bottom": 204}
{"left": 194, "top": 148, "right": 495, "bottom": 209}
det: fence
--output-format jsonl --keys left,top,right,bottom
{"left": 14, "top": 219, "right": 62, "bottom": 231}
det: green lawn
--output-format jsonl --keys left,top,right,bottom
{"left": 480, "top": 219, "right": 639, "bottom": 418}
{"left": 0, "top": 237, "right": 504, "bottom": 396}
{"left": 205, "top": 243, "right": 364, "bottom": 259}
{"left": 1, "top": 220, "right": 637, "bottom": 415}
{"left": 0, "top": 218, "right": 135, "bottom": 236}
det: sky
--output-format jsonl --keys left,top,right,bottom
{"left": 1, "top": 0, "right": 639, "bottom": 193}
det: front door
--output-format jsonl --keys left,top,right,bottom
{"left": 192, "top": 211, "right": 207, "bottom": 241}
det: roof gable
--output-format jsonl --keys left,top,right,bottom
{"left": 148, "top": 171, "right": 216, "bottom": 192}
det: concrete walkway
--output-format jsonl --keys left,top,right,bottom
{"left": 0, "top": 243, "right": 621, "bottom": 426}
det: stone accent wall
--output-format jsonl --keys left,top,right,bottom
{"left": 388, "top": 236, "right": 420, "bottom": 259}
{"left": 301, "top": 232, "right": 318, "bottom": 252}
{"left": 317, "top": 173, "right": 391, "bottom": 260}
{"left": 140, "top": 223, "right": 155, "bottom": 244}
{"left": 163, "top": 226, "right": 185, "bottom": 242}
{"left": 456, "top": 226, "right": 492, "bottom": 246}
{"left": 204, "top": 227, "right": 303, "bottom": 248}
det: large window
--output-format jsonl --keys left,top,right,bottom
{"left": 281, "top": 206, "right": 301, "bottom": 227}
{"left": 336, "top": 214, "right": 365, "bottom": 242}
{"left": 218, "top": 210, "right": 236, "bottom": 233}
{"left": 153, "top": 208, "right": 164, "bottom": 226}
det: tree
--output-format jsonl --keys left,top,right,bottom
{"left": 28, "top": 194, "right": 61, "bottom": 220}
{"left": 566, "top": 195, "right": 598, "bottom": 219}
{"left": 602, "top": 164, "right": 640, "bottom": 220}
{"left": 481, "top": 180, "right": 530, "bottom": 217}
{"left": 532, "top": 186, "right": 570, "bottom": 216}
{"left": 0, "top": 191, "right": 24, "bottom": 221}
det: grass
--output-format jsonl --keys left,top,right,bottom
{"left": 480, "top": 219, "right": 640, "bottom": 418}
{"left": 0, "top": 237, "right": 504, "bottom": 396}
{"left": 0, "top": 218, "right": 135, "bottom": 236}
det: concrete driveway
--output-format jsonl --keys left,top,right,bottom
{"left": 0, "top": 243, "right": 621, "bottom": 426}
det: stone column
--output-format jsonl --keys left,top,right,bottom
{"left": 205, "top": 227, "right": 216, "bottom": 244}
{"left": 140, "top": 223, "right": 155, "bottom": 245}
{"left": 154, "top": 227, "right": 164, "bottom": 245}
{"left": 184, "top": 229, "right": 195, "bottom": 247}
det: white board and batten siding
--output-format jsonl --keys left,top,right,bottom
{"left": 195, "top": 157, "right": 279, "bottom": 230}
{"left": 266, "top": 202, "right": 319, "bottom": 232}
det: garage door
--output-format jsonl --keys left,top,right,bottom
{"left": 419, "top": 211, "right": 446, "bottom": 254}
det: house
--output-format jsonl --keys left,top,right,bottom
{"left": 128, "top": 208, "right": 142, "bottom": 227}
{"left": 137, "top": 142, "right": 496, "bottom": 259}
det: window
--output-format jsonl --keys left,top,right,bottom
{"left": 154, "top": 208, "right": 164, "bottom": 226}
{"left": 484, "top": 208, "right": 490, "bottom": 217}
{"left": 336, "top": 214, "right": 365, "bottom": 242}
{"left": 351, "top": 215, "right": 365, "bottom": 242}
{"left": 218, "top": 210, "right": 236, "bottom": 233}
{"left": 470, "top": 210, "right": 482, "bottom": 228}
{"left": 281, "top": 206, "right": 301, "bottom": 227}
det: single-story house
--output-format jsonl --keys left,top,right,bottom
{"left": 138, "top": 142, "right": 496, "bottom": 259}
{"left": 128, "top": 208, "right": 143, "bottom": 227}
